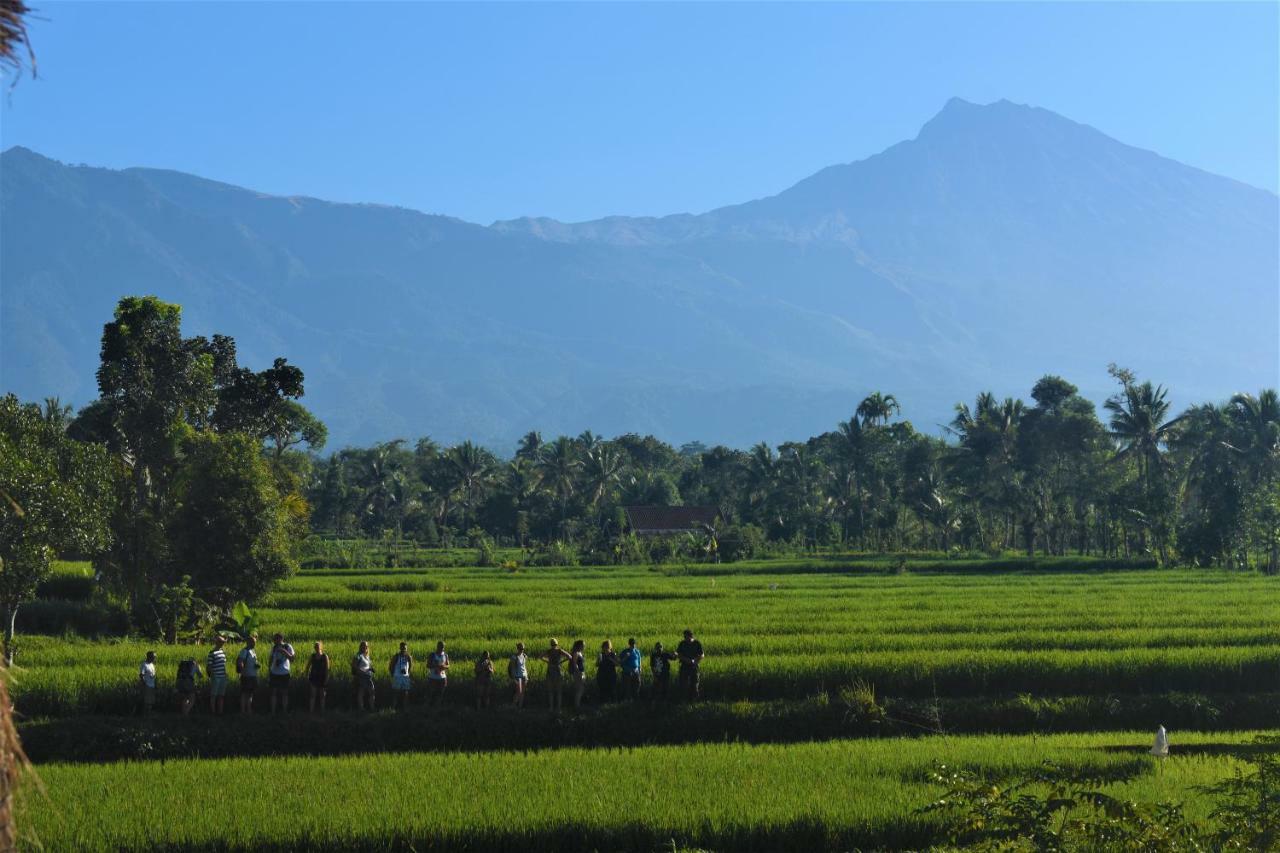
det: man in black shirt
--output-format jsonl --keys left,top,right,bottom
{"left": 675, "top": 629, "right": 704, "bottom": 701}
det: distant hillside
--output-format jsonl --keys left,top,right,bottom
{"left": 3, "top": 98, "right": 1276, "bottom": 449}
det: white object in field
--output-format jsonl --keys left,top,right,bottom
{"left": 1151, "top": 725, "right": 1169, "bottom": 757}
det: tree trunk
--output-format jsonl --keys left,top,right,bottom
{"left": 2, "top": 605, "right": 16, "bottom": 667}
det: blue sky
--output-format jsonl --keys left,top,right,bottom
{"left": 2, "top": 2, "right": 1276, "bottom": 224}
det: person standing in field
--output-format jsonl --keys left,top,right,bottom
{"left": 206, "top": 636, "right": 229, "bottom": 715}
{"left": 389, "top": 641, "right": 413, "bottom": 711}
{"left": 236, "top": 635, "right": 260, "bottom": 714}
{"left": 620, "top": 637, "right": 642, "bottom": 701}
{"left": 138, "top": 650, "right": 157, "bottom": 715}
{"left": 676, "top": 628, "right": 704, "bottom": 701}
{"left": 175, "top": 655, "right": 203, "bottom": 715}
{"left": 540, "top": 639, "right": 572, "bottom": 713}
{"left": 268, "top": 633, "right": 296, "bottom": 714}
{"left": 649, "top": 641, "right": 677, "bottom": 703}
{"left": 474, "top": 650, "right": 495, "bottom": 709}
{"left": 352, "top": 641, "right": 375, "bottom": 711}
{"left": 507, "top": 642, "right": 528, "bottom": 709}
{"left": 305, "top": 641, "right": 330, "bottom": 713}
{"left": 426, "top": 640, "right": 450, "bottom": 707}
{"left": 596, "top": 640, "right": 619, "bottom": 703}
{"left": 568, "top": 639, "right": 587, "bottom": 710}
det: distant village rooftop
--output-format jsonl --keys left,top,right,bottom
{"left": 624, "top": 506, "right": 721, "bottom": 536}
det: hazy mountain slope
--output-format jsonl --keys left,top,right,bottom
{"left": 3, "top": 99, "right": 1276, "bottom": 449}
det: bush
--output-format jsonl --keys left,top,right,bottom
{"left": 36, "top": 574, "right": 95, "bottom": 602}
{"left": 525, "top": 541, "right": 579, "bottom": 567}
{"left": 17, "top": 598, "right": 130, "bottom": 637}
{"left": 719, "top": 524, "right": 766, "bottom": 563}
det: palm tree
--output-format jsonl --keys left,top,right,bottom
{"left": 835, "top": 417, "right": 869, "bottom": 546}
{"left": 515, "top": 431, "right": 543, "bottom": 461}
{"left": 857, "top": 392, "right": 900, "bottom": 428}
{"left": 1105, "top": 380, "right": 1181, "bottom": 490}
{"left": 1225, "top": 390, "right": 1280, "bottom": 485}
{"left": 581, "top": 443, "right": 625, "bottom": 507}
{"left": 538, "top": 436, "right": 580, "bottom": 523}
{"left": 1104, "top": 379, "right": 1182, "bottom": 561}
{"left": 445, "top": 441, "right": 494, "bottom": 521}
{"left": 40, "top": 397, "right": 73, "bottom": 431}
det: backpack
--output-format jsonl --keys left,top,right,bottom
{"left": 177, "top": 660, "right": 194, "bottom": 679}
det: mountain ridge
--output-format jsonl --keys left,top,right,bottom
{"left": 2, "top": 99, "right": 1276, "bottom": 450}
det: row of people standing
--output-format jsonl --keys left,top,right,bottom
{"left": 138, "top": 629, "right": 705, "bottom": 715}
{"left": 497, "top": 629, "right": 704, "bottom": 711}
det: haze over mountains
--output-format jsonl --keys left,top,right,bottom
{"left": 2, "top": 98, "right": 1276, "bottom": 450}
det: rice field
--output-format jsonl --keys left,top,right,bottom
{"left": 15, "top": 563, "right": 1280, "bottom": 716}
{"left": 15, "top": 558, "right": 1280, "bottom": 850}
{"left": 21, "top": 730, "right": 1266, "bottom": 851}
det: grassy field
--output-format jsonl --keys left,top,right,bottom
{"left": 15, "top": 562, "right": 1280, "bottom": 716}
{"left": 15, "top": 557, "right": 1279, "bottom": 850}
{"left": 21, "top": 730, "right": 1265, "bottom": 851}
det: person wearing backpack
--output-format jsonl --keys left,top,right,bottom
{"left": 619, "top": 637, "right": 643, "bottom": 701}
{"left": 352, "top": 641, "right": 375, "bottom": 711}
{"left": 236, "top": 635, "right": 260, "bottom": 714}
{"left": 268, "top": 633, "right": 296, "bottom": 714}
{"left": 389, "top": 641, "right": 413, "bottom": 711}
{"left": 176, "top": 656, "right": 204, "bottom": 715}
{"left": 507, "top": 642, "right": 528, "bottom": 709}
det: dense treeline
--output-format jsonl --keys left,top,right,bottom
{"left": 300, "top": 370, "right": 1279, "bottom": 572}
{"left": 4, "top": 295, "right": 1278, "bottom": 657}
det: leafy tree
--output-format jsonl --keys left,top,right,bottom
{"left": 166, "top": 432, "right": 302, "bottom": 608}
{"left": 0, "top": 395, "right": 113, "bottom": 663}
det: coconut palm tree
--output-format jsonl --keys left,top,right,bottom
{"left": 856, "top": 392, "right": 900, "bottom": 428}
{"left": 538, "top": 436, "right": 580, "bottom": 523}
{"left": 445, "top": 441, "right": 495, "bottom": 522}
{"left": 515, "top": 431, "right": 543, "bottom": 461}
{"left": 581, "top": 443, "right": 625, "bottom": 507}
{"left": 1104, "top": 380, "right": 1181, "bottom": 490}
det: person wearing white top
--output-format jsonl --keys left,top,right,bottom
{"left": 426, "top": 640, "right": 450, "bottom": 708}
{"left": 268, "top": 632, "right": 296, "bottom": 714}
{"left": 138, "top": 651, "right": 157, "bottom": 714}
{"left": 507, "top": 642, "right": 528, "bottom": 709}
{"left": 352, "top": 640, "right": 375, "bottom": 711}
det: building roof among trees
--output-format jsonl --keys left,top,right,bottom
{"left": 624, "top": 505, "right": 720, "bottom": 535}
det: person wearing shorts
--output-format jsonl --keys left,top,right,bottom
{"left": 236, "top": 635, "right": 260, "bottom": 714}
{"left": 389, "top": 641, "right": 413, "bottom": 711}
{"left": 206, "top": 636, "right": 229, "bottom": 715}
{"left": 138, "top": 651, "right": 157, "bottom": 715}
{"left": 507, "top": 642, "right": 528, "bottom": 709}
{"left": 474, "top": 651, "right": 495, "bottom": 709}
{"left": 305, "top": 641, "right": 330, "bottom": 713}
{"left": 540, "top": 638, "right": 571, "bottom": 713}
{"left": 676, "top": 629, "right": 704, "bottom": 701}
{"left": 426, "top": 641, "right": 449, "bottom": 707}
{"left": 620, "top": 637, "right": 642, "bottom": 701}
{"left": 352, "top": 641, "right": 375, "bottom": 711}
